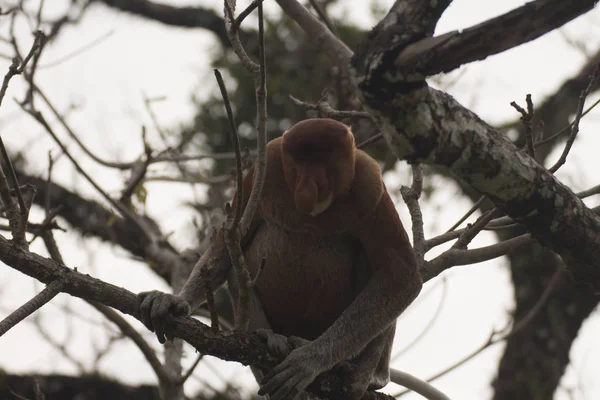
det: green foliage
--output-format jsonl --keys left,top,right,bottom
{"left": 181, "top": 15, "right": 365, "bottom": 174}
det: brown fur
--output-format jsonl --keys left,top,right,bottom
{"left": 139, "top": 118, "right": 422, "bottom": 400}
{"left": 236, "top": 119, "right": 421, "bottom": 399}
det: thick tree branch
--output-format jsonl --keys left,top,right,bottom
{"left": 277, "top": 0, "right": 600, "bottom": 282}
{"left": 0, "top": 237, "right": 396, "bottom": 399}
{"left": 394, "top": 0, "right": 597, "bottom": 76}
{"left": 93, "top": 0, "right": 235, "bottom": 46}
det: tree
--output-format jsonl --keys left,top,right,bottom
{"left": 0, "top": 0, "right": 599, "bottom": 399}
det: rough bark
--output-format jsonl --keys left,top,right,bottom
{"left": 492, "top": 241, "right": 597, "bottom": 400}
{"left": 351, "top": 0, "right": 600, "bottom": 284}
{"left": 491, "top": 50, "right": 600, "bottom": 400}
{"left": 0, "top": 236, "right": 394, "bottom": 400}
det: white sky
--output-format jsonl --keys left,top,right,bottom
{"left": 0, "top": 1, "right": 599, "bottom": 399}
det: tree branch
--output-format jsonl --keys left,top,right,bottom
{"left": 94, "top": 0, "right": 235, "bottom": 46}
{"left": 0, "top": 237, "right": 395, "bottom": 399}
{"left": 394, "top": 0, "right": 598, "bottom": 76}
{"left": 278, "top": 0, "right": 600, "bottom": 283}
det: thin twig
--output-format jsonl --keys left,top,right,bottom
{"left": 446, "top": 195, "right": 486, "bottom": 232}
{"left": 21, "top": 108, "right": 147, "bottom": 228}
{"left": 0, "top": 162, "right": 20, "bottom": 243}
{"left": 392, "top": 277, "right": 447, "bottom": 360}
{"left": 90, "top": 301, "right": 171, "bottom": 384}
{"left": 400, "top": 165, "right": 425, "bottom": 268}
{"left": 180, "top": 353, "right": 205, "bottom": 384}
{"left": 0, "top": 136, "right": 29, "bottom": 236}
{"left": 214, "top": 67, "right": 250, "bottom": 329}
{"left": 423, "top": 233, "right": 533, "bottom": 282}
{"left": 215, "top": 69, "right": 244, "bottom": 230}
{"left": 31, "top": 83, "right": 133, "bottom": 169}
{"left": 0, "top": 280, "right": 63, "bottom": 337}
{"left": 120, "top": 132, "right": 152, "bottom": 204}
{"left": 224, "top": 0, "right": 260, "bottom": 73}
{"left": 453, "top": 208, "right": 502, "bottom": 250}
{"left": 535, "top": 96, "right": 600, "bottom": 147}
{"left": 510, "top": 94, "right": 535, "bottom": 157}
{"left": 288, "top": 95, "right": 372, "bottom": 119}
{"left": 233, "top": 0, "right": 262, "bottom": 32}
{"left": 394, "top": 267, "right": 562, "bottom": 398}
{"left": 40, "top": 29, "right": 114, "bottom": 69}
{"left": 549, "top": 65, "right": 600, "bottom": 173}
{"left": 239, "top": 0, "right": 268, "bottom": 236}
{"left": 0, "top": 30, "right": 44, "bottom": 108}
{"left": 356, "top": 133, "right": 383, "bottom": 149}
{"left": 427, "top": 180, "right": 600, "bottom": 251}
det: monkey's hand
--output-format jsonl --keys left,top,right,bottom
{"left": 258, "top": 342, "right": 328, "bottom": 400}
{"left": 256, "top": 329, "right": 310, "bottom": 361}
{"left": 137, "top": 290, "right": 191, "bottom": 344}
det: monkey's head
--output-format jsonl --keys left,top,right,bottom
{"left": 281, "top": 118, "right": 355, "bottom": 216}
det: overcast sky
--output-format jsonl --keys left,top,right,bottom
{"left": 0, "top": 1, "right": 599, "bottom": 399}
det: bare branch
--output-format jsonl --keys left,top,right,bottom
{"left": 180, "top": 353, "right": 204, "bottom": 384}
{"left": 394, "top": 0, "right": 597, "bottom": 76}
{"left": 356, "top": 133, "right": 383, "bottom": 149}
{"left": 275, "top": 0, "right": 352, "bottom": 67}
{"left": 95, "top": 0, "right": 233, "bottom": 46}
{"left": 0, "top": 30, "right": 44, "bottom": 108}
{"left": 422, "top": 234, "right": 533, "bottom": 282}
{"left": 239, "top": 0, "right": 268, "bottom": 236}
{"left": 452, "top": 208, "right": 502, "bottom": 250}
{"left": 223, "top": 0, "right": 259, "bottom": 73}
{"left": 289, "top": 95, "right": 372, "bottom": 119}
{"left": 0, "top": 236, "right": 397, "bottom": 399}
{"left": 446, "top": 195, "right": 486, "bottom": 233}
{"left": 510, "top": 94, "right": 535, "bottom": 157}
{"left": 400, "top": 165, "right": 425, "bottom": 268}
{"left": 214, "top": 69, "right": 244, "bottom": 230}
{"left": 233, "top": 0, "right": 262, "bottom": 32}
{"left": 0, "top": 280, "right": 62, "bottom": 337}
{"left": 90, "top": 301, "right": 171, "bottom": 383}
{"left": 395, "top": 268, "right": 563, "bottom": 397}
{"left": 548, "top": 65, "right": 600, "bottom": 173}
{"left": 31, "top": 83, "right": 134, "bottom": 170}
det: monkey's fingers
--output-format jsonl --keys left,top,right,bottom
{"left": 172, "top": 300, "right": 191, "bottom": 317}
{"left": 259, "top": 353, "right": 317, "bottom": 400}
{"left": 258, "top": 368, "right": 302, "bottom": 400}
{"left": 138, "top": 292, "right": 160, "bottom": 332}
{"left": 152, "top": 294, "right": 174, "bottom": 344}
{"left": 256, "top": 329, "right": 292, "bottom": 358}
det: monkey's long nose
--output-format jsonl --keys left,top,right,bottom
{"left": 294, "top": 176, "right": 318, "bottom": 215}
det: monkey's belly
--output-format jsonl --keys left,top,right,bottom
{"left": 245, "top": 220, "right": 362, "bottom": 340}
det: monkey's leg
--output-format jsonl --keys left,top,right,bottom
{"left": 370, "top": 322, "right": 395, "bottom": 389}
{"left": 227, "top": 268, "right": 309, "bottom": 399}
{"left": 337, "top": 324, "right": 393, "bottom": 400}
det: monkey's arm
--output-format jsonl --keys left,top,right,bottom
{"left": 138, "top": 165, "right": 261, "bottom": 343}
{"left": 259, "top": 189, "right": 422, "bottom": 400}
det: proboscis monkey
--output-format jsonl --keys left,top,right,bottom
{"left": 138, "top": 118, "right": 422, "bottom": 400}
